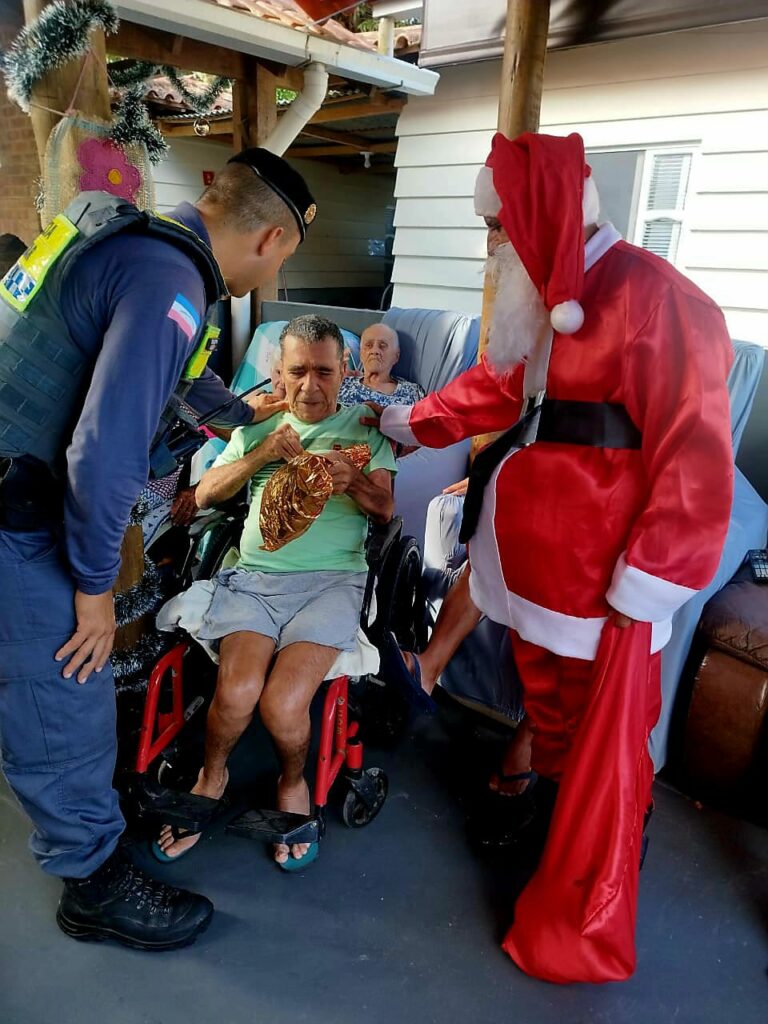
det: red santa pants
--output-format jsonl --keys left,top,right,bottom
{"left": 509, "top": 632, "right": 595, "bottom": 781}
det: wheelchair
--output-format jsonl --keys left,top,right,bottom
{"left": 123, "top": 492, "right": 429, "bottom": 856}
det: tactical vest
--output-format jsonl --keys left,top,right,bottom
{"left": 0, "top": 191, "right": 226, "bottom": 477}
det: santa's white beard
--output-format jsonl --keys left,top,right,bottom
{"left": 485, "top": 243, "right": 550, "bottom": 374}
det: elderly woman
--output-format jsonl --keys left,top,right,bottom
{"left": 339, "top": 323, "right": 424, "bottom": 407}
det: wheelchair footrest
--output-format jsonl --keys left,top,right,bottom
{"left": 126, "top": 777, "right": 220, "bottom": 833}
{"left": 226, "top": 808, "right": 320, "bottom": 846}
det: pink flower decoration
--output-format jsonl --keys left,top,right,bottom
{"left": 77, "top": 138, "right": 142, "bottom": 203}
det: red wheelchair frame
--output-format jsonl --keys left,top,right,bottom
{"left": 134, "top": 639, "right": 382, "bottom": 832}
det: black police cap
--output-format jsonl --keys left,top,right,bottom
{"left": 228, "top": 148, "right": 317, "bottom": 242}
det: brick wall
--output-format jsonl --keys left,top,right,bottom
{"left": 0, "top": 2, "right": 43, "bottom": 244}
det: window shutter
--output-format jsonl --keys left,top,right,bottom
{"left": 646, "top": 153, "right": 691, "bottom": 211}
{"left": 641, "top": 218, "right": 681, "bottom": 260}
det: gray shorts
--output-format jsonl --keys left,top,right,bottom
{"left": 196, "top": 568, "right": 367, "bottom": 653}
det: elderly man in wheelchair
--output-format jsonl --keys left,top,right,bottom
{"left": 153, "top": 314, "right": 396, "bottom": 870}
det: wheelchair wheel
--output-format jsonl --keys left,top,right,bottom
{"left": 376, "top": 536, "right": 428, "bottom": 654}
{"left": 341, "top": 767, "right": 388, "bottom": 828}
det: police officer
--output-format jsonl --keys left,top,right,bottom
{"left": 0, "top": 149, "right": 316, "bottom": 950}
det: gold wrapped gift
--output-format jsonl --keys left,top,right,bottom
{"left": 259, "top": 444, "right": 371, "bottom": 552}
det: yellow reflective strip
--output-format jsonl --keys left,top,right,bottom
{"left": 183, "top": 324, "right": 220, "bottom": 380}
{"left": 0, "top": 215, "right": 79, "bottom": 313}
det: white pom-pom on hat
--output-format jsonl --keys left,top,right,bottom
{"left": 550, "top": 299, "right": 584, "bottom": 334}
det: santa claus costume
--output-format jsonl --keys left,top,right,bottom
{"left": 379, "top": 132, "right": 734, "bottom": 982}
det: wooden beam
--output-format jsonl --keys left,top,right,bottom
{"left": 497, "top": 0, "right": 550, "bottom": 137}
{"left": 298, "top": 124, "right": 385, "bottom": 150}
{"left": 232, "top": 58, "right": 281, "bottom": 328}
{"left": 111, "top": 21, "right": 304, "bottom": 90}
{"left": 474, "top": 0, "right": 551, "bottom": 455}
{"left": 286, "top": 141, "right": 397, "bottom": 159}
{"left": 158, "top": 118, "right": 234, "bottom": 138}
{"left": 112, "top": 22, "right": 247, "bottom": 77}
{"left": 307, "top": 97, "right": 405, "bottom": 124}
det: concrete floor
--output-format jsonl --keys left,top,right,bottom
{"left": 1, "top": 702, "right": 766, "bottom": 1024}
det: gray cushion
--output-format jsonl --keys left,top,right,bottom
{"left": 383, "top": 308, "right": 480, "bottom": 395}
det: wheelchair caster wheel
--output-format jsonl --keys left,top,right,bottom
{"left": 341, "top": 767, "right": 388, "bottom": 828}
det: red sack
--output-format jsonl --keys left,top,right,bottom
{"left": 503, "top": 620, "right": 661, "bottom": 983}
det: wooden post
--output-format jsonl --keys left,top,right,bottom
{"left": 473, "top": 0, "right": 550, "bottom": 454}
{"left": 233, "top": 58, "right": 281, "bottom": 331}
{"left": 22, "top": 0, "right": 111, "bottom": 190}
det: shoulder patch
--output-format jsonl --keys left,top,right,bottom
{"left": 167, "top": 293, "right": 200, "bottom": 341}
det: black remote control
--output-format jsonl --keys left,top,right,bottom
{"left": 746, "top": 549, "right": 768, "bottom": 583}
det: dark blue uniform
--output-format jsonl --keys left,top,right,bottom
{"left": 0, "top": 203, "right": 252, "bottom": 877}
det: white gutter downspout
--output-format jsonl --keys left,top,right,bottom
{"left": 262, "top": 62, "right": 329, "bottom": 157}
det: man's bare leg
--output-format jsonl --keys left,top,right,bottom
{"left": 259, "top": 642, "right": 340, "bottom": 864}
{"left": 157, "top": 631, "right": 275, "bottom": 857}
{"left": 403, "top": 565, "right": 481, "bottom": 694}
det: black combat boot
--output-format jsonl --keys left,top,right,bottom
{"left": 56, "top": 845, "right": 213, "bottom": 951}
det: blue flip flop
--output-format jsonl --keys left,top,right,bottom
{"left": 276, "top": 840, "right": 320, "bottom": 873}
{"left": 379, "top": 633, "right": 437, "bottom": 714}
{"left": 150, "top": 826, "right": 202, "bottom": 863}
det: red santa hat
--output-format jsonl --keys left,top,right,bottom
{"left": 474, "top": 132, "right": 599, "bottom": 335}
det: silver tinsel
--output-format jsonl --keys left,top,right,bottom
{"left": 113, "top": 558, "right": 163, "bottom": 629}
{"left": 111, "top": 630, "right": 168, "bottom": 689}
{"left": 2, "top": 0, "right": 119, "bottom": 113}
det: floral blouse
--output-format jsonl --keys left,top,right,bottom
{"left": 338, "top": 375, "right": 425, "bottom": 408}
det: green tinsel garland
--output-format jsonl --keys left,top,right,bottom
{"left": 110, "top": 85, "right": 169, "bottom": 165}
{"left": 108, "top": 60, "right": 159, "bottom": 89}
{"left": 163, "top": 66, "right": 231, "bottom": 115}
{"left": 2, "top": 0, "right": 119, "bottom": 113}
{"left": 109, "top": 61, "right": 231, "bottom": 116}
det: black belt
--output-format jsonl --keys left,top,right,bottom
{"left": 459, "top": 399, "right": 642, "bottom": 544}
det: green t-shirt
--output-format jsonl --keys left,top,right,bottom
{"left": 212, "top": 404, "right": 397, "bottom": 573}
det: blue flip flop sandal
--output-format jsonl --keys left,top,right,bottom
{"left": 379, "top": 633, "right": 436, "bottom": 714}
{"left": 151, "top": 826, "right": 202, "bottom": 863}
{"left": 276, "top": 840, "right": 320, "bottom": 873}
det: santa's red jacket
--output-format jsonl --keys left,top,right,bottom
{"left": 380, "top": 225, "right": 734, "bottom": 655}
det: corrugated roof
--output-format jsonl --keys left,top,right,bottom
{"left": 205, "top": 0, "right": 375, "bottom": 51}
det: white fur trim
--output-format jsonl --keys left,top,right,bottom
{"left": 468, "top": 461, "right": 672, "bottom": 658}
{"left": 379, "top": 403, "right": 418, "bottom": 445}
{"left": 550, "top": 299, "right": 584, "bottom": 334}
{"left": 585, "top": 222, "right": 621, "bottom": 271}
{"left": 583, "top": 175, "right": 600, "bottom": 226}
{"left": 606, "top": 552, "right": 697, "bottom": 622}
{"left": 474, "top": 165, "right": 502, "bottom": 218}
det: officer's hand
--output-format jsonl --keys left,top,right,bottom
{"left": 55, "top": 591, "right": 116, "bottom": 684}
{"left": 359, "top": 401, "right": 385, "bottom": 428}
{"left": 246, "top": 391, "right": 289, "bottom": 423}
{"left": 262, "top": 422, "right": 303, "bottom": 462}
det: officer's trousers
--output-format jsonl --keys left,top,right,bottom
{"left": 0, "top": 526, "right": 124, "bottom": 878}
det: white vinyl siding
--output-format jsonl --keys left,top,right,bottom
{"left": 391, "top": 20, "right": 768, "bottom": 343}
